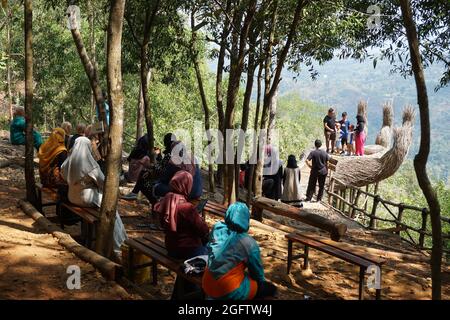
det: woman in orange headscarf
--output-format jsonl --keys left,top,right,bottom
{"left": 38, "top": 128, "right": 68, "bottom": 187}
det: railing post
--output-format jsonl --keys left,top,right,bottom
{"left": 351, "top": 189, "right": 361, "bottom": 219}
{"left": 369, "top": 195, "right": 380, "bottom": 229}
{"left": 396, "top": 204, "right": 404, "bottom": 235}
{"left": 328, "top": 177, "right": 335, "bottom": 206}
{"left": 419, "top": 208, "right": 428, "bottom": 248}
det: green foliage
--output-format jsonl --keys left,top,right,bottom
{"left": 276, "top": 92, "right": 328, "bottom": 160}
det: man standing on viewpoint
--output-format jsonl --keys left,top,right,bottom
{"left": 323, "top": 108, "right": 336, "bottom": 154}
{"left": 305, "top": 139, "right": 330, "bottom": 202}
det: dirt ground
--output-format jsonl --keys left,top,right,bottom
{"left": 1, "top": 134, "right": 449, "bottom": 300}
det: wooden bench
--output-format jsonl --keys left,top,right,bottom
{"left": 35, "top": 182, "right": 59, "bottom": 215}
{"left": 285, "top": 232, "right": 385, "bottom": 300}
{"left": 58, "top": 202, "right": 100, "bottom": 249}
{"left": 125, "top": 235, "right": 203, "bottom": 299}
{"left": 202, "top": 200, "right": 227, "bottom": 219}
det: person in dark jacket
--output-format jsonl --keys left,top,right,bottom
{"left": 124, "top": 134, "right": 151, "bottom": 183}
{"left": 68, "top": 123, "right": 86, "bottom": 150}
{"left": 305, "top": 139, "right": 330, "bottom": 202}
{"left": 262, "top": 145, "right": 283, "bottom": 200}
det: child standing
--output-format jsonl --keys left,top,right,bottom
{"left": 335, "top": 123, "right": 343, "bottom": 154}
{"left": 347, "top": 125, "right": 355, "bottom": 156}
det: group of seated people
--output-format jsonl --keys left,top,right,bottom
{"left": 37, "top": 124, "right": 126, "bottom": 258}
{"left": 33, "top": 126, "right": 276, "bottom": 300}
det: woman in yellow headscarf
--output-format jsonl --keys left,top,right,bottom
{"left": 38, "top": 128, "right": 68, "bottom": 187}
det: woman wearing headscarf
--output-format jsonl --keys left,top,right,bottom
{"left": 202, "top": 202, "right": 277, "bottom": 300}
{"left": 154, "top": 170, "right": 209, "bottom": 299}
{"left": 354, "top": 115, "right": 366, "bottom": 156}
{"left": 60, "top": 122, "right": 72, "bottom": 149}
{"left": 122, "top": 133, "right": 176, "bottom": 201}
{"left": 38, "top": 128, "right": 68, "bottom": 187}
{"left": 124, "top": 134, "right": 151, "bottom": 183}
{"left": 281, "top": 155, "right": 302, "bottom": 207}
{"left": 262, "top": 145, "right": 283, "bottom": 200}
{"left": 155, "top": 140, "right": 202, "bottom": 200}
{"left": 154, "top": 170, "right": 209, "bottom": 258}
{"left": 10, "top": 106, "right": 43, "bottom": 150}
{"left": 61, "top": 137, "right": 127, "bottom": 256}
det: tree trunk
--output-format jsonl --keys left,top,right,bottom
{"left": 136, "top": 69, "right": 150, "bottom": 142}
{"left": 223, "top": 0, "right": 257, "bottom": 205}
{"left": 247, "top": 61, "right": 264, "bottom": 204}
{"left": 88, "top": 0, "right": 96, "bottom": 123}
{"left": 70, "top": 25, "right": 108, "bottom": 156}
{"left": 24, "top": 0, "right": 37, "bottom": 206}
{"left": 191, "top": 12, "right": 215, "bottom": 192}
{"left": 6, "top": 5, "right": 13, "bottom": 120}
{"left": 399, "top": 0, "right": 442, "bottom": 300}
{"left": 215, "top": 0, "right": 232, "bottom": 187}
{"left": 95, "top": 0, "right": 126, "bottom": 258}
{"left": 254, "top": 0, "right": 304, "bottom": 198}
{"left": 267, "top": 87, "right": 278, "bottom": 144}
{"left": 141, "top": 0, "right": 160, "bottom": 158}
{"left": 236, "top": 37, "right": 257, "bottom": 201}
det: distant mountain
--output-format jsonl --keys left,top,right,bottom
{"left": 278, "top": 58, "right": 450, "bottom": 182}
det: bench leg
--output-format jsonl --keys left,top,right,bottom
{"left": 86, "top": 224, "right": 93, "bottom": 249}
{"left": 358, "top": 267, "right": 365, "bottom": 300}
{"left": 303, "top": 245, "right": 310, "bottom": 270}
{"left": 128, "top": 247, "right": 135, "bottom": 280}
{"left": 376, "top": 269, "right": 382, "bottom": 300}
{"left": 36, "top": 187, "right": 43, "bottom": 214}
{"left": 287, "top": 240, "right": 293, "bottom": 274}
{"left": 57, "top": 204, "right": 65, "bottom": 230}
{"left": 152, "top": 259, "right": 158, "bottom": 285}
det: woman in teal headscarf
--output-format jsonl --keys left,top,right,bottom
{"left": 10, "top": 106, "right": 42, "bottom": 150}
{"left": 202, "top": 202, "right": 277, "bottom": 300}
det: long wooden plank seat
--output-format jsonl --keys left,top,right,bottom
{"left": 35, "top": 182, "right": 59, "bottom": 215}
{"left": 125, "top": 235, "right": 203, "bottom": 299}
{"left": 286, "top": 232, "right": 385, "bottom": 300}
{"left": 203, "top": 201, "right": 227, "bottom": 219}
{"left": 58, "top": 202, "right": 100, "bottom": 249}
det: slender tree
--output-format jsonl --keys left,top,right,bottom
{"left": 95, "top": 0, "right": 126, "bottom": 258}
{"left": 69, "top": 6, "right": 108, "bottom": 157}
{"left": 24, "top": 0, "right": 37, "bottom": 206}
{"left": 399, "top": 0, "right": 442, "bottom": 300}
{"left": 190, "top": 8, "right": 215, "bottom": 192}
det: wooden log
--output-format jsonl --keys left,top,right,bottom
{"left": 0, "top": 157, "right": 25, "bottom": 168}
{"left": 253, "top": 196, "right": 347, "bottom": 241}
{"left": 18, "top": 199, "right": 121, "bottom": 280}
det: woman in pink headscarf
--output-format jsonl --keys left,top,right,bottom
{"left": 154, "top": 170, "right": 209, "bottom": 259}
{"left": 154, "top": 170, "right": 209, "bottom": 299}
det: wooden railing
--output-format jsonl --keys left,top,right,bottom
{"left": 326, "top": 176, "right": 450, "bottom": 255}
